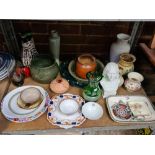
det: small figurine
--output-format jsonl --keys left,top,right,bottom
{"left": 100, "top": 62, "right": 120, "bottom": 98}
{"left": 21, "top": 32, "right": 38, "bottom": 66}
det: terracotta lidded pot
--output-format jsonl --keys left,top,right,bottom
{"left": 118, "top": 53, "right": 136, "bottom": 75}
{"left": 50, "top": 77, "right": 69, "bottom": 94}
{"left": 76, "top": 54, "right": 97, "bottom": 79}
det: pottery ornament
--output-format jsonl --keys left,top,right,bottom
{"left": 100, "top": 62, "right": 120, "bottom": 98}
{"left": 22, "top": 37, "right": 38, "bottom": 66}
{"left": 50, "top": 77, "right": 69, "bottom": 94}
{"left": 75, "top": 54, "right": 97, "bottom": 79}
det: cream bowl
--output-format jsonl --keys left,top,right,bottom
{"left": 82, "top": 102, "right": 103, "bottom": 120}
{"left": 59, "top": 99, "right": 79, "bottom": 115}
{"left": 128, "top": 72, "right": 144, "bottom": 82}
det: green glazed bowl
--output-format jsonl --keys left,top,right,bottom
{"left": 30, "top": 54, "right": 59, "bottom": 84}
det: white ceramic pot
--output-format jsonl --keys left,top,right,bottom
{"left": 124, "top": 79, "right": 141, "bottom": 92}
{"left": 124, "top": 72, "right": 144, "bottom": 92}
{"left": 110, "top": 33, "right": 131, "bottom": 63}
{"left": 82, "top": 102, "right": 103, "bottom": 120}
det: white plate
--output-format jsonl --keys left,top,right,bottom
{"left": 1, "top": 85, "right": 50, "bottom": 123}
{"left": 47, "top": 93, "right": 86, "bottom": 129}
{"left": 106, "top": 95, "right": 155, "bottom": 123}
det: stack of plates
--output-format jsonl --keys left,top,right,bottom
{"left": 1, "top": 85, "right": 50, "bottom": 123}
{"left": 0, "top": 52, "right": 16, "bottom": 81}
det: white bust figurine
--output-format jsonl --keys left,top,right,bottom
{"left": 100, "top": 62, "right": 120, "bottom": 98}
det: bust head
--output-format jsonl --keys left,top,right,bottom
{"left": 103, "top": 62, "right": 120, "bottom": 81}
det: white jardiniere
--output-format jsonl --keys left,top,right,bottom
{"left": 110, "top": 33, "right": 131, "bottom": 63}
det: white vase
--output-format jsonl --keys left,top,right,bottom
{"left": 110, "top": 33, "right": 131, "bottom": 63}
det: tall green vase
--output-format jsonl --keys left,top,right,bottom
{"left": 82, "top": 72, "right": 102, "bottom": 102}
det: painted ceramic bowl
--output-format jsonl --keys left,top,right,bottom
{"left": 30, "top": 54, "right": 59, "bottom": 84}
{"left": 82, "top": 102, "right": 103, "bottom": 120}
{"left": 59, "top": 99, "right": 79, "bottom": 115}
{"left": 128, "top": 72, "right": 144, "bottom": 82}
{"left": 112, "top": 103, "right": 132, "bottom": 120}
{"left": 75, "top": 54, "right": 97, "bottom": 79}
{"left": 124, "top": 78, "right": 141, "bottom": 92}
{"left": 68, "top": 59, "right": 104, "bottom": 84}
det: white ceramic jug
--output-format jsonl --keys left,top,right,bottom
{"left": 110, "top": 33, "right": 131, "bottom": 63}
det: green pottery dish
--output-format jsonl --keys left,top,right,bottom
{"left": 68, "top": 59, "right": 104, "bottom": 84}
{"left": 30, "top": 55, "right": 59, "bottom": 84}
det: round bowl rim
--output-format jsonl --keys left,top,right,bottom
{"left": 68, "top": 59, "right": 104, "bottom": 83}
{"left": 127, "top": 71, "right": 144, "bottom": 82}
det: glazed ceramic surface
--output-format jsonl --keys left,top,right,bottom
{"left": 110, "top": 33, "right": 130, "bottom": 62}
{"left": 59, "top": 99, "right": 79, "bottom": 115}
{"left": 60, "top": 61, "right": 87, "bottom": 88}
{"left": 1, "top": 85, "right": 50, "bottom": 123}
{"left": 47, "top": 93, "right": 86, "bottom": 129}
{"left": 83, "top": 72, "right": 102, "bottom": 102}
{"left": 106, "top": 96, "right": 155, "bottom": 122}
{"left": 0, "top": 52, "right": 16, "bottom": 81}
{"left": 50, "top": 77, "right": 69, "bottom": 94}
{"left": 30, "top": 54, "right": 59, "bottom": 84}
{"left": 21, "top": 32, "right": 38, "bottom": 66}
{"left": 118, "top": 53, "right": 136, "bottom": 75}
{"left": 128, "top": 72, "right": 144, "bottom": 82}
{"left": 119, "top": 75, "right": 124, "bottom": 87}
{"left": 82, "top": 102, "right": 103, "bottom": 120}
{"left": 49, "top": 30, "right": 60, "bottom": 66}
{"left": 112, "top": 101, "right": 132, "bottom": 120}
{"left": 68, "top": 59, "right": 104, "bottom": 84}
{"left": 124, "top": 78, "right": 141, "bottom": 92}
{"left": 75, "top": 54, "right": 97, "bottom": 79}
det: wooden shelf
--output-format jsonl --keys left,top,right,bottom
{"left": 0, "top": 77, "right": 155, "bottom": 134}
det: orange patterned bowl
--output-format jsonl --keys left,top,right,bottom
{"left": 75, "top": 54, "right": 97, "bottom": 79}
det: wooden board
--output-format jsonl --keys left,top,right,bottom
{"left": 0, "top": 78, "right": 155, "bottom": 134}
{"left": 0, "top": 78, "right": 10, "bottom": 102}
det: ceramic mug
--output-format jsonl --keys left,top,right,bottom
{"left": 75, "top": 54, "right": 97, "bottom": 79}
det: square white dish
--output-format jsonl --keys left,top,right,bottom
{"left": 106, "top": 95, "right": 155, "bottom": 123}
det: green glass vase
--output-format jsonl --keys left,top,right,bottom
{"left": 82, "top": 72, "right": 102, "bottom": 102}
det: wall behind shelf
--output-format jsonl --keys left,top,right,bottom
{"left": 11, "top": 20, "right": 133, "bottom": 61}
